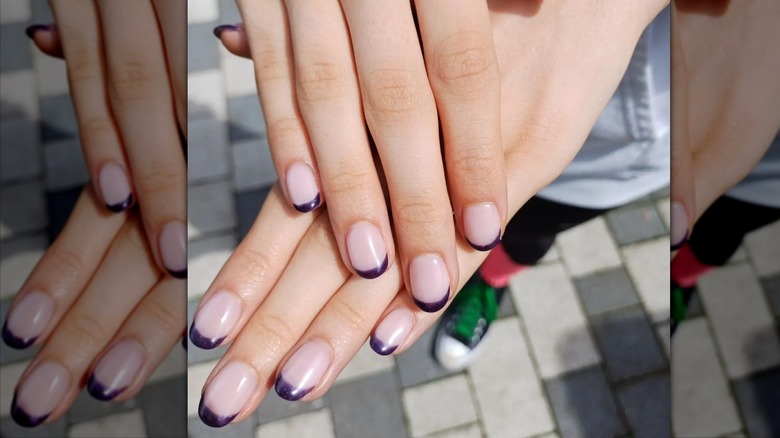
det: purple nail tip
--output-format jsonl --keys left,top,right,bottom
{"left": 168, "top": 268, "right": 187, "bottom": 279}
{"left": 274, "top": 374, "right": 314, "bottom": 401}
{"left": 355, "top": 255, "right": 389, "bottom": 280}
{"left": 670, "top": 231, "right": 689, "bottom": 251}
{"left": 293, "top": 193, "right": 321, "bottom": 213}
{"left": 467, "top": 233, "right": 501, "bottom": 252}
{"left": 213, "top": 24, "right": 240, "bottom": 39}
{"left": 413, "top": 288, "right": 450, "bottom": 313}
{"left": 2, "top": 322, "right": 35, "bottom": 350}
{"left": 11, "top": 395, "right": 48, "bottom": 428}
{"left": 25, "top": 24, "right": 50, "bottom": 39}
{"left": 105, "top": 193, "right": 134, "bottom": 213}
{"left": 86, "top": 374, "right": 125, "bottom": 401}
{"left": 189, "top": 325, "right": 225, "bottom": 350}
{"left": 198, "top": 397, "right": 237, "bottom": 428}
{"left": 369, "top": 336, "right": 398, "bottom": 356}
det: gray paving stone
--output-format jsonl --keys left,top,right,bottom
{"left": 617, "top": 372, "right": 670, "bottom": 438}
{"left": 39, "top": 94, "right": 78, "bottom": 142}
{"left": 607, "top": 204, "right": 666, "bottom": 245}
{"left": 0, "top": 414, "right": 67, "bottom": 437}
{"left": 650, "top": 185, "right": 670, "bottom": 200}
{"left": 330, "top": 372, "right": 407, "bottom": 438}
{"left": 188, "top": 414, "right": 256, "bottom": 438}
{"left": 232, "top": 137, "right": 276, "bottom": 191}
{"left": 187, "top": 298, "right": 228, "bottom": 364}
{"left": 227, "top": 94, "right": 266, "bottom": 142}
{"left": 762, "top": 274, "right": 780, "bottom": 318}
{"left": 0, "top": 71, "right": 38, "bottom": 120}
{"left": 0, "top": 181, "right": 47, "bottom": 238}
{"left": 30, "top": 0, "right": 54, "bottom": 22}
{"left": 574, "top": 268, "right": 640, "bottom": 316}
{"left": 0, "top": 298, "right": 40, "bottom": 365}
{"left": 139, "top": 376, "right": 187, "bottom": 438}
{"left": 395, "top": 325, "right": 458, "bottom": 388}
{"left": 732, "top": 368, "right": 780, "bottom": 438}
{"left": 545, "top": 366, "right": 624, "bottom": 438}
{"left": 256, "top": 388, "right": 331, "bottom": 425}
{"left": 591, "top": 306, "right": 666, "bottom": 381}
{"left": 683, "top": 287, "right": 705, "bottom": 319}
{"left": 188, "top": 180, "right": 236, "bottom": 238}
{"left": 496, "top": 288, "right": 516, "bottom": 319}
{"left": 218, "top": 0, "right": 242, "bottom": 23}
{"left": 1, "top": 118, "right": 41, "bottom": 183}
{"left": 0, "top": 23, "right": 32, "bottom": 72}
{"left": 235, "top": 186, "right": 272, "bottom": 241}
{"left": 187, "top": 23, "right": 221, "bottom": 73}
{"left": 44, "top": 139, "right": 88, "bottom": 191}
{"left": 68, "top": 389, "right": 137, "bottom": 424}
{"left": 188, "top": 117, "right": 230, "bottom": 183}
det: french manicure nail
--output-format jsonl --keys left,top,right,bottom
{"left": 286, "top": 162, "right": 321, "bottom": 213}
{"left": 2, "top": 290, "right": 53, "bottom": 349}
{"left": 11, "top": 361, "right": 69, "bottom": 427}
{"left": 190, "top": 291, "right": 241, "bottom": 350}
{"left": 212, "top": 24, "right": 242, "bottom": 39}
{"left": 199, "top": 361, "right": 257, "bottom": 428}
{"left": 410, "top": 254, "right": 450, "bottom": 313}
{"left": 98, "top": 162, "right": 134, "bottom": 213}
{"left": 670, "top": 202, "right": 689, "bottom": 250}
{"left": 275, "top": 339, "right": 332, "bottom": 401}
{"left": 346, "top": 221, "right": 388, "bottom": 279}
{"left": 25, "top": 24, "right": 51, "bottom": 39}
{"left": 370, "top": 308, "right": 414, "bottom": 355}
{"left": 159, "top": 221, "right": 187, "bottom": 278}
{"left": 87, "top": 340, "right": 144, "bottom": 401}
{"left": 463, "top": 203, "right": 501, "bottom": 251}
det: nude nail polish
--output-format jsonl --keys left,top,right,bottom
{"left": 409, "top": 254, "right": 450, "bottom": 313}
{"left": 346, "top": 221, "right": 388, "bottom": 279}
{"left": 275, "top": 339, "right": 332, "bottom": 401}
{"left": 463, "top": 203, "right": 501, "bottom": 251}
{"left": 370, "top": 308, "right": 414, "bottom": 355}
{"left": 87, "top": 339, "right": 145, "bottom": 401}
{"left": 2, "top": 290, "right": 53, "bottom": 349}
{"left": 670, "top": 202, "right": 689, "bottom": 250}
{"left": 11, "top": 361, "right": 69, "bottom": 427}
{"left": 285, "top": 162, "right": 321, "bottom": 213}
{"left": 190, "top": 291, "right": 242, "bottom": 350}
{"left": 159, "top": 221, "right": 187, "bottom": 278}
{"left": 98, "top": 162, "right": 134, "bottom": 212}
{"left": 199, "top": 361, "right": 257, "bottom": 428}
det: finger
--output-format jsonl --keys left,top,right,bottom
{"left": 416, "top": 0, "right": 507, "bottom": 251}
{"left": 198, "top": 215, "right": 350, "bottom": 427}
{"left": 25, "top": 23, "right": 63, "bottom": 58}
{"left": 214, "top": 23, "right": 251, "bottom": 59}
{"left": 670, "top": 7, "right": 695, "bottom": 250}
{"left": 189, "top": 185, "right": 318, "bottom": 350}
{"left": 87, "top": 276, "right": 185, "bottom": 401}
{"left": 48, "top": 1, "right": 137, "bottom": 214}
{"left": 10, "top": 217, "right": 160, "bottom": 427}
{"left": 2, "top": 187, "right": 125, "bottom": 350}
{"left": 340, "top": 0, "right": 459, "bottom": 306}
{"left": 236, "top": 0, "right": 324, "bottom": 215}
{"left": 95, "top": 0, "right": 187, "bottom": 277}
{"left": 152, "top": 0, "right": 187, "bottom": 136}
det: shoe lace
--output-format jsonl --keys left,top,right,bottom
{"left": 453, "top": 283, "right": 499, "bottom": 342}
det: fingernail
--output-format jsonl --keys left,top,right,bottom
{"left": 11, "top": 361, "right": 69, "bottom": 427}
{"left": 190, "top": 291, "right": 241, "bottom": 350}
{"left": 159, "top": 221, "right": 187, "bottom": 278}
{"left": 199, "top": 361, "right": 257, "bottom": 428}
{"left": 346, "top": 221, "right": 388, "bottom": 279}
{"left": 98, "top": 162, "right": 134, "bottom": 213}
{"left": 370, "top": 307, "right": 414, "bottom": 355}
{"left": 2, "top": 291, "right": 53, "bottom": 349}
{"left": 213, "top": 24, "right": 241, "bottom": 39}
{"left": 463, "top": 203, "right": 501, "bottom": 251}
{"left": 670, "top": 202, "right": 689, "bottom": 250}
{"left": 410, "top": 254, "right": 451, "bottom": 313}
{"left": 286, "top": 162, "right": 321, "bottom": 213}
{"left": 275, "top": 339, "right": 332, "bottom": 401}
{"left": 87, "top": 340, "right": 144, "bottom": 401}
{"left": 25, "top": 24, "right": 50, "bottom": 39}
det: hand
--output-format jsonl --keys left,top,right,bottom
{"left": 191, "top": 0, "right": 667, "bottom": 427}
{"left": 26, "top": 0, "right": 187, "bottom": 277}
{"left": 4, "top": 188, "right": 184, "bottom": 427}
{"left": 670, "top": 0, "right": 780, "bottom": 248}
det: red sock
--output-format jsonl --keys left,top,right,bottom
{"left": 479, "top": 244, "right": 527, "bottom": 288}
{"left": 671, "top": 244, "right": 713, "bottom": 288}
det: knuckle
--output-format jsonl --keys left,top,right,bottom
{"left": 140, "top": 294, "right": 184, "bottom": 332}
{"left": 247, "top": 313, "right": 294, "bottom": 356}
{"left": 363, "top": 69, "right": 426, "bottom": 118}
{"left": 117, "top": 221, "right": 149, "bottom": 253}
{"left": 266, "top": 117, "right": 308, "bottom": 150}
{"left": 108, "top": 60, "right": 160, "bottom": 105}
{"left": 433, "top": 31, "right": 496, "bottom": 95}
{"left": 321, "top": 162, "right": 374, "bottom": 198}
{"left": 450, "top": 146, "right": 501, "bottom": 180}
{"left": 46, "top": 246, "right": 87, "bottom": 283}
{"left": 296, "top": 62, "right": 347, "bottom": 104}
{"left": 328, "top": 296, "right": 366, "bottom": 332}
{"left": 66, "top": 44, "right": 101, "bottom": 84}
{"left": 393, "top": 196, "right": 447, "bottom": 236}
{"left": 78, "top": 116, "right": 116, "bottom": 147}
{"left": 134, "top": 165, "right": 184, "bottom": 198}
{"left": 307, "top": 219, "right": 339, "bottom": 253}
{"left": 234, "top": 245, "right": 275, "bottom": 280}
{"left": 61, "top": 313, "right": 105, "bottom": 349}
